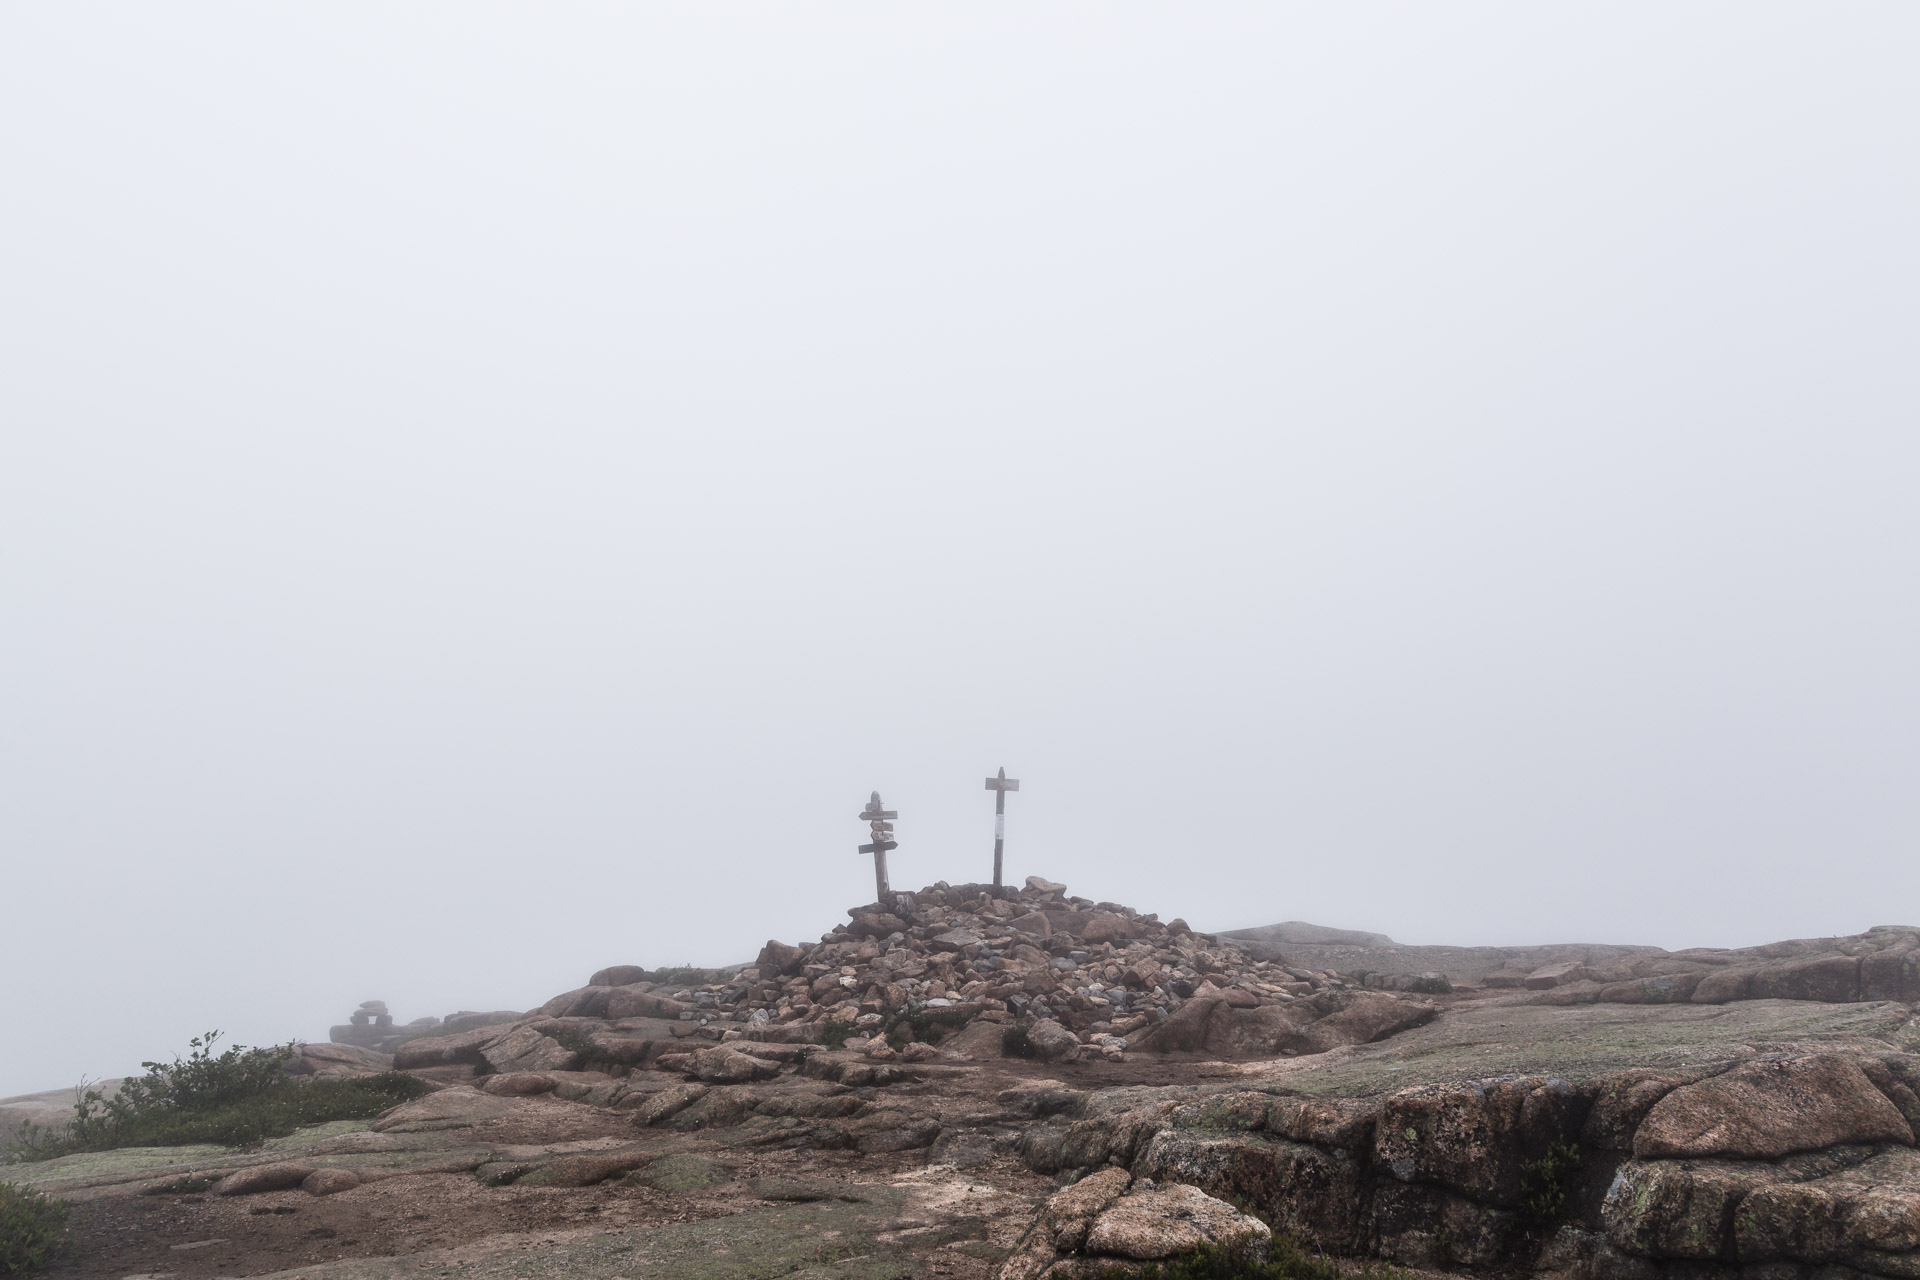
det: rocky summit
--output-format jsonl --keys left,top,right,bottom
{"left": 12, "top": 880, "right": 1920, "bottom": 1280}
{"left": 380, "top": 874, "right": 1444, "bottom": 1076}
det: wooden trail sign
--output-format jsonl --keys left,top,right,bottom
{"left": 858, "top": 791, "right": 898, "bottom": 902}
{"left": 984, "top": 767, "right": 1020, "bottom": 888}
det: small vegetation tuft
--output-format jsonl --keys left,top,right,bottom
{"left": 1519, "top": 1140, "right": 1582, "bottom": 1226}
{"left": 896, "top": 1011, "right": 947, "bottom": 1045}
{"left": 0, "top": 1180, "right": 69, "bottom": 1276}
{"left": 5, "top": 1032, "right": 432, "bottom": 1162}
{"left": 546, "top": 1026, "right": 615, "bottom": 1070}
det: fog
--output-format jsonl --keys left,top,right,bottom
{"left": 3, "top": 4, "right": 1916, "bottom": 1099}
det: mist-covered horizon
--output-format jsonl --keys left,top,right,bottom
{"left": 4, "top": 4, "right": 1917, "bottom": 1099}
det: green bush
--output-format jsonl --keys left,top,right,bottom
{"left": 1519, "top": 1140, "right": 1582, "bottom": 1226}
{"left": 0, "top": 1180, "right": 68, "bottom": 1276}
{"left": 6, "top": 1032, "right": 432, "bottom": 1162}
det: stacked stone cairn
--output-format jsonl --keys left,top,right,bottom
{"left": 724, "top": 874, "right": 1436, "bottom": 1061}
{"left": 390, "top": 875, "right": 1438, "bottom": 1083}
{"left": 328, "top": 1001, "right": 448, "bottom": 1054}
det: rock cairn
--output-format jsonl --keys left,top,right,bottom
{"left": 744, "top": 874, "right": 1389, "bottom": 1060}
{"left": 328, "top": 1002, "right": 446, "bottom": 1053}
{"left": 514, "top": 875, "right": 1436, "bottom": 1065}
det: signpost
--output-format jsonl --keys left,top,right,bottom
{"left": 857, "top": 791, "right": 898, "bottom": 904}
{"left": 984, "top": 766, "right": 1020, "bottom": 889}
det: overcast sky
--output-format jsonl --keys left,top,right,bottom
{"left": 3, "top": 4, "right": 1917, "bottom": 1099}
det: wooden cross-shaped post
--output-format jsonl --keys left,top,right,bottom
{"left": 857, "top": 791, "right": 898, "bottom": 904}
{"left": 984, "top": 766, "right": 1020, "bottom": 889}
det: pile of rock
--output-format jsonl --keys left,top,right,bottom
{"left": 327, "top": 1001, "right": 461, "bottom": 1053}
{"left": 328, "top": 1001, "right": 397, "bottom": 1048}
{"left": 387, "top": 876, "right": 1439, "bottom": 1080}
{"left": 530, "top": 875, "right": 1436, "bottom": 1063}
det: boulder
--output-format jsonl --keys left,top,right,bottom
{"left": 1371, "top": 1181, "right": 1527, "bottom": 1269}
{"left": 1001, "top": 1167, "right": 1134, "bottom": 1280}
{"left": 848, "top": 912, "right": 908, "bottom": 939}
{"left": 480, "top": 1025, "right": 579, "bottom": 1075}
{"left": 1203, "top": 1004, "right": 1319, "bottom": 1056}
{"left": 1006, "top": 912, "right": 1052, "bottom": 938}
{"left": 998, "top": 1080, "right": 1085, "bottom": 1119}
{"left": 301, "top": 1168, "right": 361, "bottom": 1196}
{"left": 1025, "top": 876, "right": 1066, "bottom": 895}
{"left": 480, "top": 1072, "right": 555, "bottom": 1097}
{"left": 1132, "top": 995, "right": 1224, "bottom": 1054}
{"left": 1132, "top": 1128, "right": 1367, "bottom": 1253}
{"left": 1024, "top": 1018, "right": 1082, "bottom": 1062}
{"left": 687, "top": 1047, "right": 779, "bottom": 1084}
{"left": 1749, "top": 953, "right": 1862, "bottom": 1003}
{"left": 1689, "top": 968, "right": 1753, "bottom": 1004}
{"left": 1527, "top": 962, "right": 1587, "bottom": 990}
{"left": 756, "top": 939, "right": 806, "bottom": 976}
{"left": 1045, "top": 1166, "right": 1133, "bottom": 1251}
{"left": 1077, "top": 913, "right": 1136, "bottom": 945}
{"left": 392, "top": 1024, "right": 516, "bottom": 1070}
{"left": 606, "top": 985, "right": 697, "bottom": 1020}
{"left": 842, "top": 1108, "right": 942, "bottom": 1153}
{"left": 1581, "top": 1069, "right": 1708, "bottom": 1150}
{"left": 1265, "top": 1096, "right": 1380, "bottom": 1151}
{"left": 216, "top": 1163, "right": 315, "bottom": 1196}
{"left": 1000, "top": 1169, "right": 1270, "bottom": 1280}
{"left": 1634, "top": 1055, "right": 1914, "bottom": 1159}
{"left": 1603, "top": 1159, "right": 1783, "bottom": 1260}
{"left": 285, "top": 1042, "right": 393, "bottom": 1078}
{"left": 516, "top": 1147, "right": 652, "bottom": 1187}
{"left": 634, "top": 1082, "right": 708, "bottom": 1126}
{"left": 1083, "top": 1182, "right": 1271, "bottom": 1262}
{"left": 371, "top": 1086, "right": 516, "bottom": 1133}
{"left": 1598, "top": 974, "right": 1704, "bottom": 1004}
{"left": 540, "top": 986, "right": 614, "bottom": 1019}
{"left": 1864, "top": 947, "right": 1920, "bottom": 1003}
{"left": 589, "top": 964, "right": 648, "bottom": 987}
{"left": 585, "top": 1035, "right": 666, "bottom": 1069}
{"left": 439, "top": 1010, "right": 524, "bottom": 1035}
{"left": 1374, "top": 1076, "right": 1586, "bottom": 1205}
{"left": 1603, "top": 1144, "right": 1920, "bottom": 1269}
{"left": 1279, "top": 992, "right": 1436, "bottom": 1055}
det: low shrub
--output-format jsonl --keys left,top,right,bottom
{"left": 897, "top": 1011, "right": 947, "bottom": 1045}
{"left": 6, "top": 1032, "right": 432, "bottom": 1161}
{"left": 545, "top": 1026, "right": 617, "bottom": 1070}
{"left": 1519, "top": 1140, "right": 1582, "bottom": 1226}
{"left": 0, "top": 1180, "right": 68, "bottom": 1275}
{"left": 882, "top": 1011, "right": 949, "bottom": 1048}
